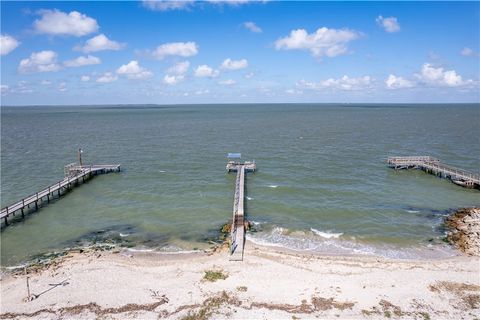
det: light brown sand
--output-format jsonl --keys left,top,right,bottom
{"left": 1, "top": 242, "right": 479, "bottom": 319}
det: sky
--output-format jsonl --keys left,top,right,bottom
{"left": 1, "top": 1, "right": 479, "bottom": 105}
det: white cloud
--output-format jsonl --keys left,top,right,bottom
{"left": 208, "top": 0, "right": 265, "bottom": 6}
{"left": 58, "top": 82, "right": 67, "bottom": 92}
{"left": 152, "top": 42, "right": 198, "bottom": 60}
{"left": 385, "top": 63, "right": 475, "bottom": 89}
{"left": 33, "top": 9, "right": 98, "bottom": 36}
{"left": 221, "top": 58, "right": 248, "bottom": 70}
{"left": 116, "top": 60, "right": 153, "bottom": 80}
{"left": 244, "top": 72, "right": 254, "bottom": 79}
{"left": 96, "top": 72, "right": 118, "bottom": 83}
{"left": 297, "top": 75, "right": 373, "bottom": 91}
{"left": 18, "top": 50, "right": 61, "bottom": 74}
{"left": 461, "top": 47, "right": 476, "bottom": 57}
{"left": 417, "top": 63, "right": 465, "bottom": 87}
{"left": 1, "top": 34, "right": 20, "bottom": 55}
{"left": 163, "top": 74, "right": 184, "bottom": 85}
{"left": 77, "top": 34, "right": 125, "bottom": 53}
{"left": 385, "top": 74, "right": 413, "bottom": 89}
{"left": 275, "top": 27, "right": 360, "bottom": 59}
{"left": 16, "top": 81, "right": 33, "bottom": 94}
{"left": 163, "top": 61, "right": 189, "bottom": 85}
{"left": 285, "top": 89, "right": 303, "bottom": 95}
{"left": 195, "top": 89, "right": 210, "bottom": 95}
{"left": 63, "top": 55, "right": 101, "bottom": 67}
{"left": 1, "top": 84, "right": 9, "bottom": 95}
{"left": 219, "top": 79, "right": 236, "bottom": 85}
{"left": 243, "top": 21, "right": 262, "bottom": 33}
{"left": 194, "top": 65, "right": 219, "bottom": 78}
{"left": 376, "top": 15, "right": 400, "bottom": 33}
{"left": 142, "top": 0, "right": 194, "bottom": 11}
{"left": 143, "top": 0, "right": 263, "bottom": 11}
{"left": 167, "top": 61, "right": 190, "bottom": 74}
{"left": 40, "top": 80, "right": 51, "bottom": 85}
{"left": 81, "top": 75, "right": 90, "bottom": 82}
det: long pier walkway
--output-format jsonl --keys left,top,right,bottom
{"left": 1, "top": 163, "right": 120, "bottom": 227}
{"left": 387, "top": 156, "right": 479, "bottom": 189}
{"left": 226, "top": 159, "right": 256, "bottom": 261}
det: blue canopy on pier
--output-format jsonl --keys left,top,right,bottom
{"left": 227, "top": 153, "right": 241, "bottom": 159}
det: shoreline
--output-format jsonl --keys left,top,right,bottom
{"left": 1, "top": 215, "right": 461, "bottom": 270}
{"left": 0, "top": 235, "right": 459, "bottom": 274}
{"left": 1, "top": 242, "right": 479, "bottom": 319}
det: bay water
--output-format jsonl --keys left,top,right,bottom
{"left": 1, "top": 104, "right": 479, "bottom": 266}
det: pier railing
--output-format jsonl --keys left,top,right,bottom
{"left": 387, "top": 156, "right": 440, "bottom": 164}
{"left": 1, "top": 163, "right": 120, "bottom": 226}
{"left": 230, "top": 166, "right": 243, "bottom": 255}
{"left": 227, "top": 159, "right": 253, "bottom": 261}
{"left": 387, "top": 156, "right": 479, "bottom": 188}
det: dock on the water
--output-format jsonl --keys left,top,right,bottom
{"left": 226, "top": 154, "right": 256, "bottom": 261}
{"left": 1, "top": 156, "right": 120, "bottom": 227}
{"left": 387, "top": 156, "right": 480, "bottom": 189}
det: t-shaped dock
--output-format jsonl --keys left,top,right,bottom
{"left": 226, "top": 157, "right": 256, "bottom": 261}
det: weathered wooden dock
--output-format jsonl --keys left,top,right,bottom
{"left": 387, "top": 156, "right": 480, "bottom": 189}
{"left": 1, "top": 163, "right": 120, "bottom": 227}
{"left": 226, "top": 157, "right": 256, "bottom": 261}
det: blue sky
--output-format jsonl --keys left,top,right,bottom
{"left": 1, "top": 1, "right": 479, "bottom": 105}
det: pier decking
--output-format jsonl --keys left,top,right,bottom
{"left": 1, "top": 163, "right": 120, "bottom": 227}
{"left": 387, "top": 156, "right": 479, "bottom": 189}
{"left": 226, "top": 159, "right": 256, "bottom": 261}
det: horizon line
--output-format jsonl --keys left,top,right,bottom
{"left": 2, "top": 102, "right": 480, "bottom": 108}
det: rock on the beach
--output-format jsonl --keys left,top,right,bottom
{"left": 445, "top": 208, "right": 480, "bottom": 256}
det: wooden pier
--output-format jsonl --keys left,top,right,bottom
{"left": 387, "top": 156, "right": 480, "bottom": 189}
{"left": 226, "top": 158, "right": 256, "bottom": 261}
{"left": 1, "top": 163, "right": 120, "bottom": 227}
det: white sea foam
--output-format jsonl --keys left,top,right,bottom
{"left": 126, "top": 248, "right": 154, "bottom": 253}
{"left": 246, "top": 196, "right": 254, "bottom": 200}
{"left": 159, "top": 170, "right": 166, "bottom": 173}
{"left": 157, "top": 250, "right": 201, "bottom": 255}
{"left": 119, "top": 233, "right": 130, "bottom": 237}
{"left": 406, "top": 210, "right": 420, "bottom": 213}
{"left": 268, "top": 185, "right": 278, "bottom": 188}
{"left": 247, "top": 226, "right": 457, "bottom": 260}
{"left": 128, "top": 246, "right": 201, "bottom": 255}
{"left": 311, "top": 228, "right": 343, "bottom": 239}
{"left": 272, "top": 226, "right": 285, "bottom": 233}
{"left": 5, "top": 263, "right": 28, "bottom": 270}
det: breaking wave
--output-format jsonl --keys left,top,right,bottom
{"left": 246, "top": 226, "right": 457, "bottom": 260}
{"left": 310, "top": 228, "right": 343, "bottom": 239}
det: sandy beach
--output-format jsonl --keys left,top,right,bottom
{"left": 1, "top": 241, "right": 479, "bottom": 320}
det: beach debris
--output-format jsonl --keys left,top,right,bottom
{"left": 361, "top": 299, "right": 435, "bottom": 319}
{"left": 149, "top": 289, "right": 169, "bottom": 302}
{"left": 445, "top": 207, "right": 480, "bottom": 256}
{"left": 203, "top": 269, "right": 228, "bottom": 282}
{"left": 2, "top": 296, "right": 170, "bottom": 319}
{"left": 429, "top": 281, "right": 480, "bottom": 310}
{"left": 179, "top": 291, "right": 240, "bottom": 320}
{"left": 220, "top": 222, "right": 232, "bottom": 234}
{"left": 310, "top": 296, "right": 355, "bottom": 311}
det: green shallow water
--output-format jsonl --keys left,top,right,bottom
{"left": 1, "top": 104, "right": 479, "bottom": 265}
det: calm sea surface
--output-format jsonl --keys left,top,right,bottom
{"left": 1, "top": 104, "right": 479, "bottom": 265}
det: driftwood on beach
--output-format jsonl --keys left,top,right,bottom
{"left": 445, "top": 208, "right": 480, "bottom": 256}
